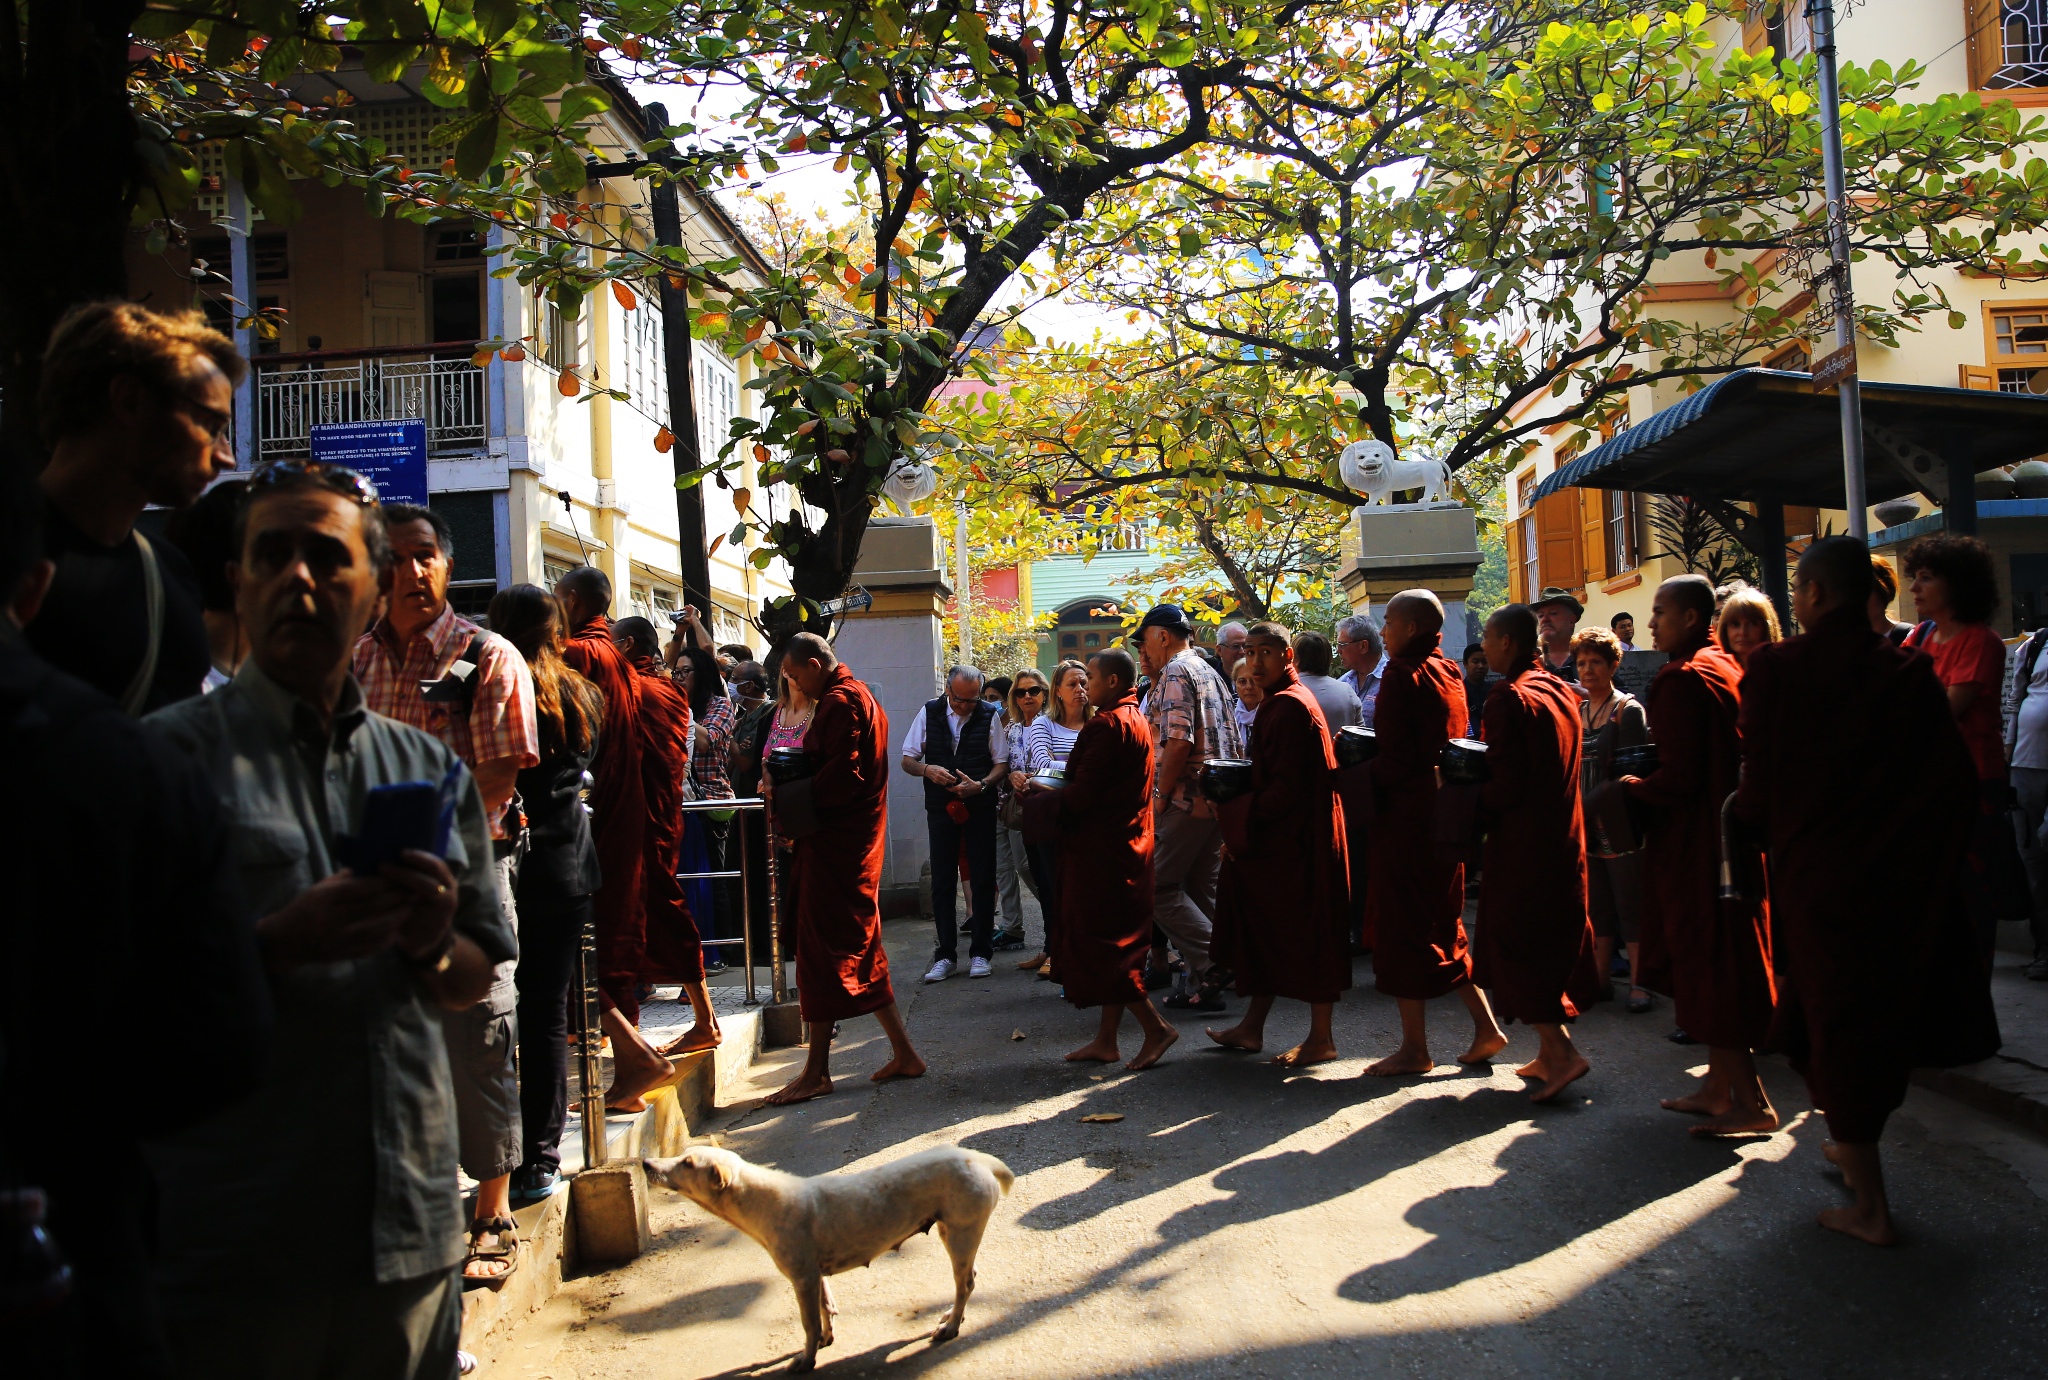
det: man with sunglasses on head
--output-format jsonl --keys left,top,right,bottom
{"left": 29, "top": 302, "right": 244, "bottom": 713}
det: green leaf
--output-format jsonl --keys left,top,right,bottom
{"left": 454, "top": 114, "right": 502, "bottom": 180}
{"left": 556, "top": 85, "right": 612, "bottom": 128}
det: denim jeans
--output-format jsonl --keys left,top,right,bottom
{"left": 928, "top": 802, "right": 998, "bottom": 961}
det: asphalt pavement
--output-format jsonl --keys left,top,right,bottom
{"left": 499, "top": 912, "right": 2048, "bottom": 1380}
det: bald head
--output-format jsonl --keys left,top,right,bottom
{"left": 555, "top": 565, "right": 612, "bottom": 628}
{"left": 612, "top": 614, "right": 660, "bottom": 660}
{"left": 1649, "top": 574, "right": 1714, "bottom": 654}
{"left": 1483, "top": 604, "right": 1539, "bottom": 675}
{"left": 1380, "top": 590, "right": 1444, "bottom": 659}
{"left": 1797, "top": 535, "right": 1875, "bottom": 616}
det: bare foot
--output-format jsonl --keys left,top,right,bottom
{"left": 604, "top": 1053, "right": 675, "bottom": 1113}
{"left": 1204, "top": 1025, "right": 1262, "bottom": 1053}
{"left": 764, "top": 1072, "right": 834, "bottom": 1105}
{"left": 1818, "top": 1202, "right": 1897, "bottom": 1246}
{"left": 1272, "top": 1038, "right": 1338, "bottom": 1068}
{"left": 1529, "top": 1053, "right": 1590, "bottom": 1104}
{"left": 1689, "top": 1105, "right": 1781, "bottom": 1138}
{"left": 871, "top": 1054, "right": 927, "bottom": 1082}
{"left": 1126, "top": 1024, "right": 1179, "bottom": 1071}
{"left": 1459, "top": 1031, "right": 1509, "bottom": 1065}
{"left": 1364, "top": 1048, "right": 1435, "bottom": 1076}
{"left": 1822, "top": 1141, "right": 1847, "bottom": 1177}
{"left": 1660, "top": 1088, "right": 1733, "bottom": 1116}
{"left": 1514, "top": 1057, "right": 1548, "bottom": 1081}
{"left": 657, "top": 1026, "right": 723, "bottom": 1057}
{"left": 1065, "top": 1039, "right": 1121, "bottom": 1063}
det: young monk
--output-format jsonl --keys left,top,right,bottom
{"left": 1471, "top": 605, "right": 1601, "bottom": 1103}
{"left": 1051, "top": 648, "right": 1179, "bottom": 1071}
{"left": 763, "top": 634, "right": 925, "bottom": 1103}
{"left": 1362, "top": 591, "right": 1507, "bottom": 1074}
{"left": 1205, "top": 622, "right": 1353, "bottom": 1065}
{"left": 1623, "top": 576, "right": 1775, "bottom": 1135}
{"left": 1735, "top": 537, "right": 1998, "bottom": 1244}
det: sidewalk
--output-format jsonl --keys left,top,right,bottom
{"left": 1914, "top": 927, "right": 2048, "bottom": 1137}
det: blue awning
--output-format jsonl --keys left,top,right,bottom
{"left": 1530, "top": 368, "right": 2048, "bottom": 509}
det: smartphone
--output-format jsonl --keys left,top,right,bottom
{"left": 338, "top": 781, "right": 442, "bottom": 876}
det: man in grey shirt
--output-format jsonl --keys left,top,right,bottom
{"left": 144, "top": 463, "right": 515, "bottom": 1378}
{"left": 1335, "top": 615, "right": 1384, "bottom": 727}
{"left": 1291, "top": 629, "right": 1362, "bottom": 738}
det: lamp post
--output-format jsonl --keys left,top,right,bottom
{"left": 955, "top": 498, "right": 972, "bottom": 665}
{"left": 1810, "top": 0, "right": 1869, "bottom": 537}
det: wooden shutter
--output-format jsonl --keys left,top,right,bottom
{"left": 1507, "top": 518, "right": 1527, "bottom": 603}
{"left": 1535, "top": 489, "right": 1585, "bottom": 593}
{"left": 1961, "top": 363, "right": 1997, "bottom": 391}
{"left": 1783, "top": 505, "right": 1821, "bottom": 541}
{"left": 1966, "top": 0, "right": 1997, "bottom": 92}
{"left": 1579, "top": 489, "right": 1608, "bottom": 586}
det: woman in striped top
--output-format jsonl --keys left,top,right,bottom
{"left": 1010, "top": 659, "right": 1094, "bottom": 974}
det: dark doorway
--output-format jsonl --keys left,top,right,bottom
{"left": 2012, "top": 553, "right": 2048, "bottom": 635}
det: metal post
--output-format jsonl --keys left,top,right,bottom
{"left": 955, "top": 498, "right": 972, "bottom": 664}
{"left": 1948, "top": 436, "right": 1979, "bottom": 536}
{"left": 225, "top": 167, "right": 257, "bottom": 471}
{"left": 1810, "top": 0, "right": 1868, "bottom": 536}
{"left": 766, "top": 812, "right": 788, "bottom": 1006}
{"left": 1755, "top": 499, "right": 1790, "bottom": 629}
{"left": 735, "top": 807, "right": 756, "bottom": 1006}
{"left": 576, "top": 911, "right": 605, "bottom": 1169}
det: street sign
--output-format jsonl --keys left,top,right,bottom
{"left": 818, "top": 589, "right": 874, "bottom": 618}
{"left": 1810, "top": 344, "right": 1857, "bottom": 393}
{"left": 310, "top": 418, "right": 429, "bottom": 506}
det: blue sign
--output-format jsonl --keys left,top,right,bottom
{"left": 310, "top": 418, "right": 428, "bottom": 506}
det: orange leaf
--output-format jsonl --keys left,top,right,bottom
{"left": 708, "top": 533, "right": 726, "bottom": 556}
{"left": 620, "top": 36, "right": 645, "bottom": 59}
{"left": 612, "top": 281, "right": 639, "bottom": 310}
{"left": 826, "top": 448, "right": 851, "bottom": 464}
{"left": 752, "top": 443, "right": 771, "bottom": 464}
{"left": 583, "top": 37, "right": 607, "bottom": 53}
{"left": 549, "top": 211, "right": 569, "bottom": 229}
{"left": 843, "top": 267, "right": 862, "bottom": 287}
{"left": 733, "top": 487, "right": 752, "bottom": 513}
{"left": 785, "top": 132, "right": 808, "bottom": 152}
{"left": 1003, "top": 110, "right": 1022, "bottom": 126}
{"left": 667, "top": 274, "right": 686, "bottom": 290}
{"left": 557, "top": 370, "right": 580, "bottom": 398}
{"left": 499, "top": 343, "right": 526, "bottom": 361}
{"left": 745, "top": 320, "right": 765, "bottom": 342}
{"left": 470, "top": 347, "right": 494, "bottom": 368}
{"left": 796, "top": 418, "right": 820, "bottom": 436}
{"left": 760, "top": 341, "right": 780, "bottom": 361}
{"left": 697, "top": 311, "right": 729, "bottom": 333}
{"left": 654, "top": 425, "right": 675, "bottom": 453}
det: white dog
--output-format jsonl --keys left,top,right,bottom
{"left": 1339, "top": 437, "right": 1454, "bottom": 506}
{"left": 646, "top": 1144, "right": 1014, "bottom": 1370}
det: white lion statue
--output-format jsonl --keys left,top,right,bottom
{"left": 880, "top": 455, "right": 938, "bottom": 516}
{"left": 1339, "top": 438, "right": 1455, "bottom": 507}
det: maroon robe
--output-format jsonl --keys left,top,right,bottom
{"left": 562, "top": 616, "right": 648, "bottom": 1022}
{"left": 791, "top": 665, "right": 895, "bottom": 1022}
{"left": 1628, "top": 639, "right": 1774, "bottom": 1048}
{"left": 1368, "top": 644, "right": 1471, "bottom": 1000}
{"left": 632, "top": 656, "right": 703, "bottom": 985}
{"left": 1052, "top": 692, "right": 1156, "bottom": 1008}
{"left": 1472, "top": 667, "right": 1600, "bottom": 1024}
{"left": 1212, "top": 671, "right": 1352, "bottom": 1004}
{"left": 1734, "top": 609, "right": 1999, "bottom": 1142}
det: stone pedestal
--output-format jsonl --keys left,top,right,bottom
{"left": 571, "top": 1161, "right": 650, "bottom": 1264}
{"left": 1337, "top": 505, "right": 1485, "bottom": 659}
{"left": 832, "top": 516, "right": 951, "bottom": 915}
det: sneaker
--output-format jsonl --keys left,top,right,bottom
{"left": 924, "top": 957, "right": 956, "bottom": 983}
{"left": 968, "top": 956, "right": 993, "bottom": 978}
{"left": 992, "top": 931, "right": 1027, "bottom": 951}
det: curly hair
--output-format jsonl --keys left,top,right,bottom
{"left": 39, "top": 301, "right": 245, "bottom": 444}
{"left": 1903, "top": 533, "right": 2001, "bottom": 624}
{"left": 1569, "top": 626, "right": 1624, "bottom": 666}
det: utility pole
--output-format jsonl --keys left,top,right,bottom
{"left": 955, "top": 498, "right": 972, "bottom": 666}
{"left": 1810, "top": 0, "right": 1868, "bottom": 537}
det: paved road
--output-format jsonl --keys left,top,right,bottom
{"left": 506, "top": 916, "right": 2048, "bottom": 1380}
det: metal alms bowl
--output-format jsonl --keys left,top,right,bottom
{"left": 1027, "top": 769, "right": 1068, "bottom": 793}
{"left": 1439, "top": 738, "right": 1491, "bottom": 785}
{"left": 1198, "top": 757, "right": 1255, "bottom": 804}
{"left": 764, "top": 747, "right": 817, "bottom": 784}
{"left": 1610, "top": 743, "right": 1661, "bottom": 779}
{"left": 1334, "top": 725, "right": 1379, "bottom": 768}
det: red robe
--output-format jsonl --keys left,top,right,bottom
{"left": 1472, "top": 667, "right": 1600, "bottom": 1024}
{"left": 1628, "top": 639, "right": 1774, "bottom": 1048}
{"left": 1052, "top": 692, "right": 1157, "bottom": 1008}
{"left": 1213, "top": 672, "right": 1352, "bottom": 1004}
{"left": 1367, "top": 644, "right": 1471, "bottom": 1001}
{"left": 1734, "top": 609, "right": 1999, "bottom": 1142}
{"left": 632, "top": 656, "right": 703, "bottom": 985}
{"left": 561, "top": 616, "right": 648, "bottom": 1023}
{"left": 792, "top": 665, "right": 895, "bottom": 1022}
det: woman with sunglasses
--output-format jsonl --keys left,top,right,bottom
{"left": 1009, "top": 660, "right": 1093, "bottom": 976}
{"left": 996, "top": 669, "right": 1053, "bottom": 959}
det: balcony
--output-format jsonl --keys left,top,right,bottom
{"left": 1045, "top": 520, "right": 1148, "bottom": 555}
{"left": 253, "top": 344, "right": 486, "bottom": 461}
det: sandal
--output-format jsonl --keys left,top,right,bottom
{"left": 462, "top": 1214, "right": 521, "bottom": 1285}
{"left": 1163, "top": 990, "right": 1226, "bottom": 1012}
{"left": 1017, "top": 951, "right": 1047, "bottom": 971}
{"left": 1626, "top": 987, "right": 1654, "bottom": 1015}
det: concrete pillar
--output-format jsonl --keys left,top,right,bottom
{"left": 832, "top": 516, "right": 952, "bottom": 914}
{"left": 1336, "top": 506, "right": 1485, "bottom": 660}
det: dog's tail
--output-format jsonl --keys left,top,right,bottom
{"left": 966, "top": 1149, "right": 1015, "bottom": 1196}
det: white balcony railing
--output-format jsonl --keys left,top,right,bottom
{"left": 1046, "top": 520, "right": 1148, "bottom": 555}
{"left": 255, "top": 346, "right": 486, "bottom": 461}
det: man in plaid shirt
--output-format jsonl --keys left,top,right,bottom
{"left": 352, "top": 503, "right": 537, "bottom": 1282}
{"left": 1137, "top": 604, "right": 1243, "bottom": 1012}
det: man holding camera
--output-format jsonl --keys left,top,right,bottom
{"left": 901, "top": 665, "right": 1010, "bottom": 982}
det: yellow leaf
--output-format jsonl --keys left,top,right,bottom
{"left": 697, "top": 311, "right": 729, "bottom": 334}
{"left": 470, "top": 347, "right": 494, "bottom": 369}
{"left": 833, "top": 153, "right": 850, "bottom": 172}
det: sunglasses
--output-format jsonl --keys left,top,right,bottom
{"left": 1014, "top": 687, "right": 1045, "bottom": 697}
{"left": 250, "top": 460, "right": 380, "bottom": 506}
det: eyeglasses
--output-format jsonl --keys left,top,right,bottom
{"left": 169, "top": 393, "right": 234, "bottom": 444}
{"left": 250, "top": 460, "right": 380, "bottom": 506}
{"left": 1014, "top": 687, "right": 1045, "bottom": 698}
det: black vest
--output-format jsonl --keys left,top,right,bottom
{"left": 922, "top": 697, "right": 997, "bottom": 812}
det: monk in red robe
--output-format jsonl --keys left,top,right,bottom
{"left": 1624, "top": 575, "right": 1776, "bottom": 1135}
{"left": 1472, "top": 604, "right": 1601, "bottom": 1103}
{"left": 1360, "top": 591, "right": 1506, "bottom": 1075}
{"left": 554, "top": 568, "right": 671, "bottom": 1110}
{"left": 1735, "top": 537, "right": 1999, "bottom": 1244}
{"left": 1205, "top": 623, "right": 1354, "bottom": 1065}
{"left": 1039, "top": 648, "right": 1178, "bottom": 1070}
{"left": 763, "top": 633, "right": 925, "bottom": 1104}
{"left": 613, "top": 616, "right": 723, "bottom": 1058}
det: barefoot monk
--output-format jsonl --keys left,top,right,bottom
{"left": 1047, "top": 648, "right": 1179, "bottom": 1071}
{"left": 1205, "top": 623, "right": 1354, "bottom": 1066}
{"left": 1734, "top": 537, "right": 1998, "bottom": 1244}
{"left": 1472, "top": 605, "right": 1600, "bottom": 1104}
{"left": 765, "top": 634, "right": 925, "bottom": 1103}
{"left": 1361, "top": 591, "right": 1507, "bottom": 1076}
{"left": 1624, "top": 576, "right": 1776, "bottom": 1136}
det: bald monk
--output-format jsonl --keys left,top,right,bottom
{"left": 555, "top": 566, "right": 669, "bottom": 1110}
{"left": 1735, "top": 537, "right": 1998, "bottom": 1244}
{"left": 1624, "top": 576, "right": 1775, "bottom": 1135}
{"left": 613, "top": 616, "right": 722, "bottom": 1058}
{"left": 762, "top": 633, "right": 925, "bottom": 1103}
{"left": 1205, "top": 623, "right": 1353, "bottom": 1065}
{"left": 1043, "top": 648, "right": 1179, "bottom": 1070}
{"left": 1472, "top": 605, "right": 1601, "bottom": 1103}
{"left": 1362, "top": 591, "right": 1507, "bottom": 1075}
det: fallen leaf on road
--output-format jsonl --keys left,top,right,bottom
{"left": 1080, "top": 1113, "right": 1124, "bottom": 1124}
{"left": 1011, "top": 1029, "right": 1026, "bottom": 1041}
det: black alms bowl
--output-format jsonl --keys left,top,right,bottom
{"left": 1028, "top": 769, "right": 1068, "bottom": 793}
{"left": 1334, "top": 725, "right": 1379, "bottom": 768}
{"left": 1198, "top": 757, "right": 1255, "bottom": 804}
{"left": 764, "top": 747, "right": 817, "bottom": 784}
{"left": 1610, "top": 743, "right": 1660, "bottom": 779}
{"left": 1439, "top": 738, "right": 1491, "bottom": 785}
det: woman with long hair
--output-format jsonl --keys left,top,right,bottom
{"left": 487, "top": 583, "right": 622, "bottom": 1203}
{"left": 1572, "top": 626, "right": 1652, "bottom": 1013}
{"left": 674, "top": 643, "right": 740, "bottom": 974}
{"left": 1715, "top": 585, "right": 1782, "bottom": 664}
{"left": 1010, "top": 660, "right": 1093, "bottom": 977}
{"left": 997, "top": 668, "right": 1052, "bottom": 961}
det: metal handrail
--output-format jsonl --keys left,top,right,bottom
{"left": 673, "top": 796, "right": 785, "bottom": 1007}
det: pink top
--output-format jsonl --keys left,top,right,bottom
{"left": 1913, "top": 622, "right": 2008, "bottom": 782}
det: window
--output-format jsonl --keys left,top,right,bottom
{"left": 1604, "top": 490, "right": 1639, "bottom": 575}
{"left": 433, "top": 227, "right": 483, "bottom": 262}
{"left": 696, "top": 350, "right": 739, "bottom": 462}
{"left": 1061, "top": 633, "right": 1079, "bottom": 650}
{"left": 1987, "top": 304, "right": 2048, "bottom": 394}
{"left": 543, "top": 556, "right": 575, "bottom": 588}
{"left": 1974, "top": 0, "right": 2048, "bottom": 90}
{"left": 1743, "top": 2, "right": 1811, "bottom": 60}
{"left": 536, "top": 292, "right": 578, "bottom": 371}
{"left": 1518, "top": 471, "right": 1540, "bottom": 600}
{"left": 1763, "top": 341, "right": 1812, "bottom": 374}
{"left": 623, "top": 301, "right": 670, "bottom": 425}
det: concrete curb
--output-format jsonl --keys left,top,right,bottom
{"left": 1913, "top": 1055, "right": 2048, "bottom": 1140}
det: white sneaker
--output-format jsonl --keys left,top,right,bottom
{"left": 968, "top": 956, "right": 993, "bottom": 979}
{"left": 924, "top": 957, "right": 956, "bottom": 983}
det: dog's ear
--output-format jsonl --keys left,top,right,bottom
{"left": 708, "top": 1153, "right": 737, "bottom": 1192}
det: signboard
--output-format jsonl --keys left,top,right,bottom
{"left": 1810, "top": 344, "right": 1857, "bottom": 393}
{"left": 310, "top": 418, "right": 428, "bottom": 506}
{"left": 1614, "top": 649, "right": 1668, "bottom": 701}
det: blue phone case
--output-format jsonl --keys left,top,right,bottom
{"left": 338, "top": 781, "right": 441, "bottom": 876}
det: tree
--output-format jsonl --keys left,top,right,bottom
{"left": 1646, "top": 494, "right": 1761, "bottom": 589}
